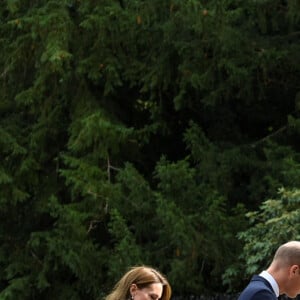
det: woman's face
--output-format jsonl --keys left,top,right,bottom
{"left": 130, "top": 283, "right": 163, "bottom": 300}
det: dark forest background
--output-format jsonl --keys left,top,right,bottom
{"left": 1, "top": 0, "right": 300, "bottom": 299}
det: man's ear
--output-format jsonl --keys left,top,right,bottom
{"left": 130, "top": 284, "right": 138, "bottom": 295}
{"left": 290, "top": 265, "right": 299, "bottom": 276}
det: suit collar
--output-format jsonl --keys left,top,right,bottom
{"left": 259, "top": 271, "right": 279, "bottom": 297}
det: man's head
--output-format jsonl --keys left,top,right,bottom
{"left": 268, "top": 241, "right": 300, "bottom": 298}
{"left": 273, "top": 241, "right": 300, "bottom": 267}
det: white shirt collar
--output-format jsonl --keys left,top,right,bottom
{"left": 259, "top": 270, "right": 279, "bottom": 297}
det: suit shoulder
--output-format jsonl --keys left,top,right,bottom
{"left": 238, "top": 276, "right": 276, "bottom": 300}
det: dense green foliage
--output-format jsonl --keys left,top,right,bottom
{"left": 0, "top": 0, "right": 300, "bottom": 299}
{"left": 223, "top": 188, "right": 300, "bottom": 291}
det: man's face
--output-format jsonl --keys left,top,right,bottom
{"left": 285, "top": 265, "right": 300, "bottom": 298}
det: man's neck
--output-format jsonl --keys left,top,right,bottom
{"left": 260, "top": 270, "right": 280, "bottom": 297}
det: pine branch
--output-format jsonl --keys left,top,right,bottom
{"left": 107, "top": 156, "right": 120, "bottom": 182}
{"left": 30, "top": 251, "right": 43, "bottom": 265}
{"left": 87, "top": 219, "right": 102, "bottom": 233}
{"left": 251, "top": 125, "right": 287, "bottom": 147}
{"left": 0, "top": 67, "right": 9, "bottom": 78}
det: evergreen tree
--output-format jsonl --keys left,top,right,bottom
{"left": 0, "top": 0, "right": 300, "bottom": 298}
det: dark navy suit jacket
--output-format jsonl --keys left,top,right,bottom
{"left": 238, "top": 275, "right": 278, "bottom": 300}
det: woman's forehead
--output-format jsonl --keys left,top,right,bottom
{"left": 145, "top": 283, "right": 163, "bottom": 295}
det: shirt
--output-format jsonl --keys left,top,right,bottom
{"left": 259, "top": 271, "right": 279, "bottom": 297}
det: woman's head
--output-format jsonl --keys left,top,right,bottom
{"left": 105, "top": 266, "right": 171, "bottom": 300}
